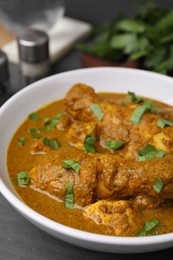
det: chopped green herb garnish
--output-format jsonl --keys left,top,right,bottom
{"left": 138, "top": 218, "right": 160, "bottom": 236}
{"left": 17, "top": 171, "right": 30, "bottom": 187}
{"left": 138, "top": 144, "right": 165, "bottom": 161}
{"left": 43, "top": 117, "right": 50, "bottom": 124}
{"left": 130, "top": 100, "right": 158, "bottom": 125}
{"left": 153, "top": 178, "right": 163, "bottom": 193}
{"left": 29, "top": 112, "right": 39, "bottom": 121}
{"left": 44, "top": 113, "right": 63, "bottom": 131}
{"left": 105, "top": 140, "right": 126, "bottom": 150}
{"left": 65, "top": 182, "right": 74, "bottom": 209}
{"left": 157, "top": 119, "right": 173, "bottom": 128}
{"left": 127, "top": 91, "right": 144, "bottom": 104}
{"left": 144, "top": 100, "right": 158, "bottom": 113}
{"left": 84, "top": 135, "right": 96, "bottom": 153}
{"left": 130, "top": 105, "right": 147, "bottom": 125}
{"left": 121, "top": 102, "right": 127, "bottom": 107}
{"left": 151, "top": 231, "right": 159, "bottom": 236}
{"left": 145, "top": 218, "right": 160, "bottom": 231}
{"left": 63, "top": 160, "right": 81, "bottom": 174}
{"left": 29, "top": 128, "right": 41, "bottom": 139}
{"left": 90, "top": 103, "right": 104, "bottom": 120}
{"left": 18, "top": 137, "right": 26, "bottom": 147}
{"left": 55, "top": 113, "right": 64, "bottom": 119}
{"left": 42, "top": 137, "right": 59, "bottom": 150}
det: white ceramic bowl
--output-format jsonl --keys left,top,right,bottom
{"left": 0, "top": 67, "right": 173, "bottom": 254}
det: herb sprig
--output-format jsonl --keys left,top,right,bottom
{"left": 76, "top": 2, "right": 173, "bottom": 75}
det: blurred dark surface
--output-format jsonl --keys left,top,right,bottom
{"left": 1, "top": 1, "right": 173, "bottom": 259}
{"left": 65, "top": 0, "right": 173, "bottom": 24}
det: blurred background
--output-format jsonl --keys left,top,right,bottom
{"left": 65, "top": 0, "right": 173, "bottom": 24}
{"left": 0, "top": 0, "right": 65, "bottom": 33}
{"left": 0, "top": 0, "right": 173, "bottom": 98}
{"left": 0, "top": 0, "right": 172, "bottom": 33}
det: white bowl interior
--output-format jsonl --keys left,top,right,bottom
{"left": 0, "top": 67, "right": 173, "bottom": 253}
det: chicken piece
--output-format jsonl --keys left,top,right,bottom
{"left": 132, "top": 194, "right": 162, "bottom": 210}
{"left": 158, "top": 106, "right": 173, "bottom": 121}
{"left": 29, "top": 146, "right": 98, "bottom": 207}
{"left": 30, "top": 137, "right": 57, "bottom": 154}
{"left": 29, "top": 146, "right": 173, "bottom": 207}
{"left": 84, "top": 200, "right": 142, "bottom": 236}
{"left": 152, "top": 128, "right": 173, "bottom": 152}
{"left": 97, "top": 153, "right": 173, "bottom": 201}
{"left": 65, "top": 84, "right": 173, "bottom": 159}
{"left": 125, "top": 113, "right": 161, "bottom": 159}
{"left": 65, "top": 83, "right": 100, "bottom": 122}
{"left": 56, "top": 113, "right": 71, "bottom": 131}
{"left": 67, "top": 121, "right": 97, "bottom": 149}
{"left": 65, "top": 84, "right": 133, "bottom": 155}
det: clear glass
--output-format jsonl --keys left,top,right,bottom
{"left": 0, "top": 0, "right": 65, "bottom": 34}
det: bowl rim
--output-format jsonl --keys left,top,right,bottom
{"left": 1, "top": 66, "right": 173, "bottom": 109}
{"left": 1, "top": 66, "right": 173, "bottom": 251}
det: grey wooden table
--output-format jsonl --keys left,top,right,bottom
{"left": 1, "top": 0, "right": 173, "bottom": 259}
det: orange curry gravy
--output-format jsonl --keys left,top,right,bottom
{"left": 7, "top": 93, "right": 173, "bottom": 236}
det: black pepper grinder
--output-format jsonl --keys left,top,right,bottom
{"left": 17, "top": 28, "right": 50, "bottom": 85}
{"left": 0, "top": 50, "right": 9, "bottom": 103}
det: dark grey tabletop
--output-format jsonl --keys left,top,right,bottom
{"left": 1, "top": 0, "right": 173, "bottom": 259}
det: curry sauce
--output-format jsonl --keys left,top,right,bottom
{"left": 7, "top": 84, "right": 173, "bottom": 237}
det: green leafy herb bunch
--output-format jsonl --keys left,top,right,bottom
{"left": 77, "top": 2, "right": 173, "bottom": 75}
